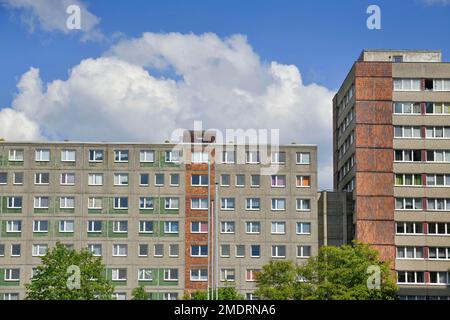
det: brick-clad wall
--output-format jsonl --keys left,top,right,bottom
{"left": 355, "top": 125, "right": 393, "bottom": 148}
{"left": 184, "top": 150, "right": 216, "bottom": 292}
{"left": 355, "top": 101, "right": 393, "bottom": 124}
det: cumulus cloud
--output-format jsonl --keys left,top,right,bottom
{"left": 1, "top": 0, "right": 103, "bottom": 41}
{"left": 0, "top": 108, "right": 43, "bottom": 140}
{"left": 5, "top": 32, "right": 334, "bottom": 188}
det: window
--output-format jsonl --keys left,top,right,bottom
{"left": 165, "top": 197, "right": 179, "bottom": 209}
{"left": 430, "top": 272, "right": 450, "bottom": 285}
{"left": 7, "top": 196, "right": 22, "bottom": 209}
{"left": 433, "top": 79, "right": 450, "bottom": 91}
{"left": 246, "top": 269, "right": 259, "bottom": 282}
{"left": 113, "top": 173, "right": 128, "bottom": 186}
{"left": 428, "top": 223, "right": 450, "bottom": 235}
{"left": 246, "top": 221, "right": 261, "bottom": 234}
{"left": 296, "top": 199, "right": 311, "bottom": 211}
{"left": 114, "top": 150, "right": 129, "bottom": 162}
{"left": 426, "top": 102, "right": 450, "bottom": 114}
{"left": 191, "top": 245, "right": 208, "bottom": 257}
{"left": 3, "top": 293, "right": 19, "bottom": 301}
{"left": 34, "top": 196, "right": 49, "bottom": 209}
{"left": 113, "top": 244, "right": 128, "bottom": 257}
{"left": 59, "top": 220, "right": 74, "bottom": 233}
{"left": 221, "top": 174, "right": 230, "bottom": 186}
{"left": 139, "top": 197, "right": 153, "bottom": 209}
{"left": 271, "top": 245, "right": 286, "bottom": 258}
{"left": 296, "top": 175, "right": 311, "bottom": 187}
{"left": 138, "top": 268, "right": 153, "bottom": 281}
{"left": 220, "top": 268, "right": 235, "bottom": 282}
{"left": 221, "top": 221, "right": 235, "bottom": 233}
{"left": 296, "top": 222, "right": 311, "bottom": 234}
{"left": 150, "top": 173, "right": 163, "bottom": 187}
{"left": 222, "top": 151, "right": 235, "bottom": 164}
{"left": 164, "top": 221, "right": 179, "bottom": 234}
{"left": 427, "top": 150, "right": 450, "bottom": 163}
{"left": 60, "top": 173, "right": 75, "bottom": 185}
{"left": 114, "top": 197, "right": 128, "bottom": 209}
{"left": 396, "top": 222, "right": 423, "bottom": 235}
{"left": 191, "top": 197, "right": 208, "bottom": 210}
{"left": 170, "top": 173, "right": 179, "bottom": 186}
{"left": 0, "top": 172, "right": 6, "bottom": 184}
{"left": 32, "top": 244, "right": 48, "bottom": 257}
{"left": 396, "top": 247, "right": 424, "bottom": 260}
{"left": 88, "top": 173, "right": 103, "bottom": 186}
{"left": 140, "top": 150, "right": 154, "bottom": 162}
{"left": 11, "top": 244, "right": 21, "bottom": 256}
{"left": 271, "top": 198, "right": 286, "bottom": 211}
{"left": 88, "top": 244, "right": 102, "bottom": 256}
{"left": 393, "top": 79, "right": 421, "bottom": 91}
{"left": 395, "top": 174, "right": 422, "bottom": 186}
{"left": 271, "top": 221, "right": 286, "bottom": 234}
{"left": 60, "top": 196, "right": 75, "bottom": 209}
{"left": 13, "top": 172, "right": 23, "bottom": 185}
{"left": 165, "top": 150, "right": 181, "bottom": 163}
{"left": 140, "top": 173, "right": 149, "bottom": 186}
{"left": 236, "top": 174, "right": 245, "bottom": 187}
{"left": 426, "top": 126, "right": 450, "bottom": 139}
{"left": 297, "top": 245, "right": 311, "bottom": 258}
{"left": 169, "top": 244, "right": 179, "bottom": 257}
{"left": 113, "top": 221, "right": 128, "bottom": 233}
{"left": 220, "top": 244, "right": 230, "bottom": 257}
{"left": 89, "top": 150, "right": 104, "bottom": 162}
{"left": 251, "top": 175, "right": 260, "bottom": 187}
{"left": 61, "top": 150, "right": 76, "bottom": 162}
{"left": 191, "top": 221, "right": 208, "bottom": 233}
{"left": 113, "top": 293, "right": 127, "bottom": 300}
{"left": 87, "top": 220, "right": 102, "bottom": 233}
{"left": 393, "top": 102, "right": 421, "bottom": 114}
{"left": 139, "top": 221, "right": 153, "bottom": 233}
{"left": 4, "top": 269, "right": 20, "bottom": 281}
{"left": 0, "top": 244, "right": 4, "bottom": 256}
{"left": 236, "top": 245, "right": 245, "bottom": 257}
{"left": 296, "top": 152, "right": 311, "bottom": 164}
{"left": 192, "top": 152, "right": 209, "bottom": 163}
{"left": 397, "top": 271, "right": 425, "bottom": 284}
{"left": 164, "top": 268, "right": 178, "bottom": 281}
{"left": 35, "top": 172, "right": 49, "bottom": 185}
{"left": 427, "top": 198, "right": 450, "bottom": 211}
{"left": 112, "top": 269, "right": 127, "bottom": 281}
{"left": 395, "top": 198, "right": 422, "bottom": 210}
{"left": 271, "top": 175, "right": 286, "bottom": 187}
{"left": 88, "top": 197, "right": 103, "bottom": 209}
{"left": 33, "top": 220, "right": 49, "bottom": 232}
{"left": 394, "top": 126, "right": 421, "bottom": 138}
{"left": 428, "top": 247, "right": 450, "bottom": 260}
{"left": 271, "top": 152, "right": 286, "bottom": 164}
{"left": 221, "top": 198, "right": 235, "bottom": 210}
{"left": 154, "top": 244, "right": 164, "bottom": 257}
{"left": 9, "top": 149, "right": 24, "bottom": 161}
{"left": 392, "top": 55, "right": 403, "bottom": 62}
{"left": 191, "top": 174, "right": 208, "bottom": 186}
{"left": 395, "top": 149, "right": 422, "bottom": 162}
{"left": 246, "top": 151, "right": 260, "bottom": 164}
{"left": 138, "top": 244, "right": 148, "bottom": 257}
{"left": 246, "top": 198, "right": 260, "bottom": 210}
{"left": 251, "top": 245, "right": 260, "bottom": 257}
{"left": 6, "top": 220, "right": 21, "bottom": 233}
{"left": 35, "top": 149, "right": 50, "bottom": 161}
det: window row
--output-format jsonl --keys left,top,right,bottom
{"left": 396, "top": 246, "right": 450, "bottom": 260}
{"left": 395, "top": 174, "right": 450, "bottom": 187}
{"left": 394, "top": 126, "right": 450, "bottom": 139}
{"left": 395, "top": 197, "right": 450, "bottom": 211}
{"left": 397, "top": 271, "right": 450, "bottom": 285}
{"left": 396, "top": 222, "right": 450, "bottom": 235}
{"left": 393, "top": 78, "right": 450, "bottom": 92}
{"left": 394, "top": 149, "right": 450, "bottom": 162}
{"left": 394, "top": 102, "right": 450, "bottom": 115}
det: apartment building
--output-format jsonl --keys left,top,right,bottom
{"left": 333, "top": 49, "right": 450, "bottom": 300}
{"left": 0, "top": 135, "right": 318, "bottom": 300}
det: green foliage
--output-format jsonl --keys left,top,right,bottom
{"left": 255, "top": 242, "right": 398, "bottom": 300}
{"left": 25, "top": 242, "right": 114, "bottom": 300}
{"left": 183, "top": 286, "right": 245, "bottom": 300}
{"left": 131, "top": 285, "right": 149, "bottom": 300}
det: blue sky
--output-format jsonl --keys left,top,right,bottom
{"left": 0, "top": 0, "right": 449, "bottom": 189}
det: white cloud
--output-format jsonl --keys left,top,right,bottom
{"left": 6, "top": 32, "right": 335, "bottom": 188}
{"left": 1, "top": 0, "right": 103, "bottom": 41}
{"left": 0, "top": 108, "right": 43, "bottom": 141}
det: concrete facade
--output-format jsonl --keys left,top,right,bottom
{"left": 0, "top": 140, "right": 318, "bottom": 300}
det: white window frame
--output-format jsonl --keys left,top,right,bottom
{"left": 8, "top": 149, "right": 24, "bottom": 162}
{"left": 60, "top": 172, "right": 75, "bottom": 185}
{"left": 245, "top": 221, "right": 261, "bottom": 234}
{"left": 190, "top": 268, "right": 208, "bottom": 282}
{"left": 296, "top": 222, "right": 311, "bottom": 235}
{"left": 139, "top": 221, "right": 153, "bottom": 234}
{"left": 32, "top": 244, "right": 48, "bottom": 257}
{"left": 113, "top": 221, "right": 128, "bottom": 233}
{"left": 7, "top": 196, "right": 22, "bottom": 209}
{"left": 59, "top": 220, "right": 74, "bottom": 233}
{"left": 33, "top": 220, "right": 48, "bottom": 233}
{"left": 60, "top": 196, "right": 75, "bottom": 209}
{"left": 112, "top": 244, "right": 128, "bottom": 257}
{"left": 114, "top": 150, "right": 129, "bottom": 163}
{"left": 271, "top": 221, "right": 286, "bottom": 234}
{"left": 35, "top": 149, "right": 50, "bottom": 162}
{"left": 139, "top": 150, "right": 155, "bottom": 163}
{"left": 88, "top": 173, "right": 103, "bottom": 186}
{"left": 88, "top": 197, "right": 103, "bottom": 209}
{"left": 164, "top": 197, "right": 179, "bottom": 210}
{"left": 89, "top": 150, "right": 104, "bottom": 162}
{"left": 113, "top": 173, "right": 128, "bottom": 186}
{"left": 61, "top": 149, "right": 76, "bottom": 162}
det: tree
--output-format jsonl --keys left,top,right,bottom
{"left": 132, "top": 285, "right": 149, "bottom": 300}
{"left": 183, "top": 286, "right": 245, "bottom": 300}
{"left": 255, "top": 242, "right": 398, "bottom": 300}
{"left": 26, "top": 242, "right": 114, "bottom": 300}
